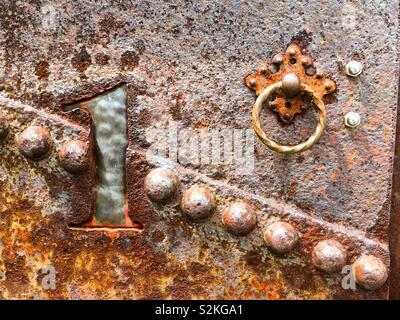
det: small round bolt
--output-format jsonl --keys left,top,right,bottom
{"left": 58, "top": 140, "right": 89, "bottom": 174}
{"left": 222, "top": 201, "right": 257, "bottom": 236}
{"left": 301, "top": 56, "right": 313, "bottom": 66}
{"left": 324, "top": 80, "right": 333, "bottom": 91}
{"left": 260, "top": 66, "right": 268, "bottom": 74}
{"left": 272, "top": 54, "right": 284, "bottom": 64}
{"left": 0, "top": 115, "right": 9, "bottom": 142}
{"left": 346, "top": 60, "right": 363, "bottom": 77}
{"left": 249, "top": 79, "right": 257, "bottom": 87}
{"left": 312, "top": 240, "right": 347, "bottom": 273}
{"left": 352, "top": 255, "right": 388, "bottom": 290}
{"left": 181, "top": 185, "right": 216, "bottom": 221}
{"left": 283, "top": 113, "right": 291, "bottom": 121}
{"left": 144, "top": 168, "right": 179, "bottom": 203}
{"left": 315, "top": 68, "right": 324, "bottom": 79}
{"left": 288, "top": 48, "right": 296, "bottom": 56}
{"left": 344, "top": 112, "right": 361, "bottom": 128}
{"left": 18, "top": 126, "right": 52, "bottom": 161}
{"left": 264, "top": 221, "right": 299, "bottom": 254}
{"left": 282, "top": 73, "right": 301, "bottom": 98}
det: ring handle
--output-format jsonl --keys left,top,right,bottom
{"left": 252, "top": 82, "right": 327, "bottom": 154}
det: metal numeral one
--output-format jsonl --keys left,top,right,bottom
{"left": 66, "top": 87, "right": 131, "bottom": 226}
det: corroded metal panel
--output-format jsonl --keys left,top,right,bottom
{"left": 0, "top": 0, "right": 399, "bottom": 299}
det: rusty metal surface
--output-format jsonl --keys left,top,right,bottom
{"left": 0, "top": 0, "right": 399, "bottom": 299}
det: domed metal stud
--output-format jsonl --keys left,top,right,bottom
{"left": 17, "top": 126, "right": 53, "bottom": 161}
{"left": 282, "top": 73, "right": 300, "bottom": 98}
{"left": 352, "top": 255, "right": 388, "bottom": 290}
{"left": 181, "top": 185, "right": 216, "bottom": 221}
{"left": 58, "top": 140, "right": 89, "bottom": 174}
{"left": 264, "top": 221, "right": 299, "bottom": 254}
{"left": 144, "top": 168, "right": 179, "bottom": 203}
{"left": 312, "top": 240, "right": 347, "bottom": 273}
{"left": 222, "top": 201, "right": 257, "bottom": 236}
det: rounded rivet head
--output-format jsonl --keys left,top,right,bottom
{"left": 249, "top": 79, "right": 257, "bottom": 87}
{"left": 315, "top": 68, "right": 324, "bottom": 79}
{"left": 58, "top": 140, "right": 89, "bottom": 174}
{"left": 288, "top": 48, "right": 296, "bottom": 56}
{"left": 181, "top": 185, "right": 216, "bottom": 221}
{"left": 144, "top": 168, "right": 179, "bottom": 203}
{"left": 264, "top": 221, "right": 299, "bottom": 254}
{"left": 344, "top": 112, "right": 361, "bottom": 128}
{"left": 352, "top": 255, "right": 388, "bottom": 290}
{"left": 260, "top": 66, "right": 268, "bottom": 74}
{"left": 18, "top": 126, "right": 52, "bottom": 161}
{"left": 272, "top": 54, "right": 284, "bottom": 64}
{"left": 0, "top": 115, "right": 9, "bottom": 142}
{"left": 222, "top": 202, "right": 257, "bottom": 236}
{"left": 282, "top": 73, "right": 301, "bottom": 98}
{"left": 346, "top": 60, "right": 363, "bottom": 77}
{"left": 324, "top": 80, "right": 333, "bottom": 91}
{"left": 301, "top": 56, "right": 313, "bottom": 66}
{"left": 312, "top": 240, "right": 347, "bottom": 273}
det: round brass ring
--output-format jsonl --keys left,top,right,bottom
{"left": 252, "top": 81, "right": 327, "bottom": 154}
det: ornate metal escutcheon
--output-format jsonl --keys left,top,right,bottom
{"left": 246, "top": 44, "right": 336, "bottom": 153}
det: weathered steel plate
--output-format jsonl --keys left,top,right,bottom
{"left": 0, "top": 0, "right": 398, "bottom": 299}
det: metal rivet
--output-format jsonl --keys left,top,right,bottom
{"left": 264, "top": 221, "right": 299, "bottom": 254}
{"left": 260, "top": 66, "right": 267, "bottom": 74}
{"left": 315, "top": 68, "right": 324, "bottom": 79}
{"left": 0, "top": 115, "right": 9, "bottom": 142}
{"left": 18, "top": 126, "right": 52, "bottom": 161}
{"left": 282, "top": 73, "right": 301, "bottom": 98}
{"left": 288, "top": 48, "right": 296, "bottom": 56}
{"left": 272, "top": 54, "right": 284, "bottom": 64}
{"left": 352, "top": 255, "right": 388, "bottom": 290}
{"left": 144, "top": 168, "right": 179, "bottom": 203}
{"left": 283, "top": 112, "right": 291, "bottom": 121}
{"left": 346, "top": 60, "right": 363, "bottom": 77}
{"left": 312, "top": 240, "right": 347, "bottom": 274}
{"left": 58, "top": 140, "right": 89, "bottom": 174}
{"left": 249, "top": 79, "right": 257, "bottom": 87}
{"left": 324, "top": 81, "right": 333, "bottom": 91}
{"left": 222, "top": 201, "right": 257, "bottom": 236}
{"left": 301, "top": 56, "right": 312, "bottom": 66}
{"left": 344, "top": 112, "right": 361, "bottom": 128}
{"left": 181, "top": 185, "right": 216, "bottom": 221}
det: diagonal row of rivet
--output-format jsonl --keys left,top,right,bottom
{"left": 0, "top": 120, "right": 89, "bottom": 174}
{"left": 145, "top": 167, "right": 388, "bottom": 291}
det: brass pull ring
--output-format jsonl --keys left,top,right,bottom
{"left": 252, "top": 82, "right": 326, "bottom": 154}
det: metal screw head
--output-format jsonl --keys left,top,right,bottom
{"left": 249, "top": 79, "right": 257, "bottom": 87}
{"left": 282, "top": 73, "right": 301, "bottom": 98}
{"left": 352, "top": 255, "right": 388, "bottom": 290}
{"left": 144, "top": 168, "right": 179, "bottom": 203}
{"left": 0, "top": 115, "right": 9, "bottom": 142}
{"left": 222, "top": 201, "right": 257, "bottom": 236}
{"left": 264, "top": 221, "right": 299, "bottom": 254}
{"left": 181, "top": 185, "right": 216, "bottom": 221}
{"left": 346, "top": 60, "right": 363, "bottom": 77}
{"left": 58, "top": 140, "right": 89, "bottom": 174}
{"left": 17, "top": 126, "right": 52, "bottom": 161}
{"left": 344, "top": 112, "right": 361, "bottom": 128}
{"left": 312, "top": 240, "right": 347, "bottom": 273}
